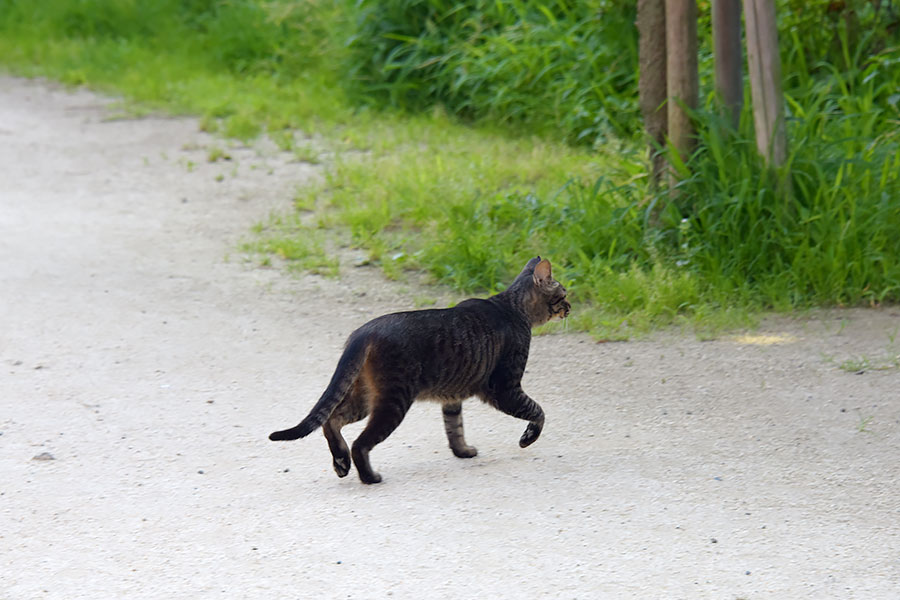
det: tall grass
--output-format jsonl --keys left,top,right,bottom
{"left": 674, "top": 99, "right": 900, "bottom": 309}
{"left": 344, "top": 0, "right": 640, "bottom": 147}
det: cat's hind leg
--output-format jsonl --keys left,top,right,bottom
{"left": 351, "top": 389, "right": 413, "bottom": 484}
{"left": 442, "top": 402, "right": 478, "bottom": 458}
{"left": 323, "top": 389, "right": 369, "bottom": 478}
{"left": 323, "top": 419, "right": 351, "bottom": 478}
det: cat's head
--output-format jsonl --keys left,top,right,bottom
{"left": 515, "top": 257, "right": 570, "bottom": 326}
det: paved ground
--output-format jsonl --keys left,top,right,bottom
{"left": 1, "top": 76, "right": 899, "bottom": 599}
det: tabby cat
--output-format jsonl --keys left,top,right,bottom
{"left": 269, "top": 256, "right": 570, "bottom": 484}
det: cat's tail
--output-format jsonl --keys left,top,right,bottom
{"left": 268, "top": 333, "right": 370, "bottom": 441}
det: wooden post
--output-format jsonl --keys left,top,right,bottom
{"left": 744, "top": 0, "right": 787, "bottom": 166}
{"left": 665, "top": 0, "right": 699, "bottom": 181}
{"left": 638, "top": 0, "right": 668, "bottom": 189}
{"left": 712, "top": 0, "right": 743, "bottom": 128}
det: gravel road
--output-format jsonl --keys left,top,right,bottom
{"left": 2, "top": 76, "right": 899, "bottom": 599}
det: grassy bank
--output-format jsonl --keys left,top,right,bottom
{"left": 2, "top": 0, "right": 898, "bottom": 339}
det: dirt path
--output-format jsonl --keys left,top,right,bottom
{"left": 1, "top": 76, "right": 899, "bottom": 599}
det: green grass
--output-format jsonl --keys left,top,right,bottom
{"left": 2, "top": 0, "right": 899, "bottom": 339}
{"left": 207, "top": 146, "right": 232, "bottom": 163}
{"left": 0, "top": 0, "right": 351, "bottom": 131}
{"left": 242, "top": 214, "right": 339, "bottom": 276}
{"left": 343, "top": 0, "right": 641, "bottom": 147}
{"left": 838, "top": 354, "right": 900, "bottom": 373}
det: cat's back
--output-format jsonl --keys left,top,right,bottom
{"left": 357, "top": 298, "right": 511, "bottom": 345}
{"left": 351, "top": 299, "right": 516, "bottom": 371}
{"left": 349, "top": 299, "right": 517, "bottom": 395}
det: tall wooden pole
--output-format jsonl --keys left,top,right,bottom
{"left": 637, "top": 0, "right": 668, "bottom": 189}
{"left": 712, "top": 0, "right": 743, "bottom": 128}
{"left": 744, "top": 0, "right": 787, "bottom": 166}
{"left": 665, "top": 0, "right": 698, "bottom": 181}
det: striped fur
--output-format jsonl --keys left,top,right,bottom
{"left": 269, "top": 257, "right": 570, "bottom": 484}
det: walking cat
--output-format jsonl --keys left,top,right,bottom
{"left": 269, "top": 257, "right": 570, "bottom": 484}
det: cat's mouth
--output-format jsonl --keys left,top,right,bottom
{"left": 550, "top": 297, "right": 571, "bottom": 320}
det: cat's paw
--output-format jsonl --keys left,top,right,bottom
{"left": 518, "top": 422, "right": 542, "bottom": 448}
{"left": 359, "top": 471, "right": 383, "bottom": 485}
{"left": 333, "top": 455, "right": 351, "bottom": 478}
{"left": 451, "top": 444, "right": 478, "bottom": 458}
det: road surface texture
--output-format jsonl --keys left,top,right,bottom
{"left": 2, "top": 76, "right": 899, "bottom": 599}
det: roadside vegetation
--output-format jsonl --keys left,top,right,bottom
{"left": 1, "top": 0, "right": 898, "bottom": 338}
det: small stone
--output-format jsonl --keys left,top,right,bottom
{"left": 197, "top": 469, "right": 205, "bottom": 474}
{"left": 711, "top": 538, "right": 718, "bottom": 544}
{"left": 32, "top": 452, "right": 55, "bottom": 461}
{"left": 283, "top": 468, "right": 290, "bottom": 473}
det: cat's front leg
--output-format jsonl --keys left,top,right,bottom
{"left": 484, "top": 387, "right": 545, "bottom": 448}
{"left": 518, "top": 412, "right": 544, "bottom": 448}
{"left": 442, "top": 402, "right": 478, "bottom": 458}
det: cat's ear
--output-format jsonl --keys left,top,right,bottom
{"left": 532, "top": 259, "right": 552, "bottom": 286}
{"left": 517, "top": 256, "right": 542, "bottom": 279}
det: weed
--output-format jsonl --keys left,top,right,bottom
{"left": 856, "top": 412, "right": 874, "bottom": 433}
{"left": 293, "top": 188, "right": 320, "bottom": 212}
{"left": 223, "top": 114, "right": 261, "bottom": 143}
{"left": 241, "top": 214, "right": 339, "bottom": 277}
{"left": 207, "top": 146, "right": 231, "bottom": 162}
{"left": 293, "top": 144, "right": 321, "bottom": 165}
{"left": 838, "top": 353, "right": 900, "bottom": 372}
{"left": 199, "top": 114, "right": 219, "bottom": 134}
{"left": 269, "top": 129, "right": 295, "bottom": 153}
{"left": 839, "top": 356, "right": 871, "bottom": 372}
